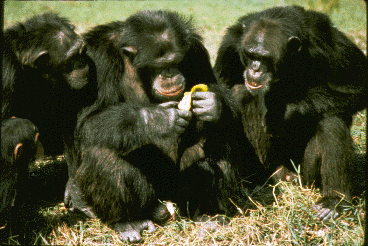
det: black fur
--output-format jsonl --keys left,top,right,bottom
{"left": 1, "top": 118, "right": 68, "bottom": 244}
{"left": 2, "top": 13, "right": 96, "bottom": 156}
{"left": 1, "top": 118, "right": 41, "bottom": 220}
{"left": 65, "top": 10, "right": 265, "bottom": 243}
{"left": 214, "top": 6, "right": 366, "bottom": 221}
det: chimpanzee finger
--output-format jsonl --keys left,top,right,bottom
{"left": 192, "top": 92, "right": 217, "bottom": 109}
{"left": 177, "top": 109, "right": 192, "bottom": 121}
{"left": 176, "top": 117, "right": 190, "bottom": 128}
{"left": 192, "top": 99, "right": 210, "bottom": 109}
{"left": 159, "top": 101, "right": 179, "bottom": 108}
{"left": 174, "top": 125, "right": 186, "bottom": 134}
{"left": 192, "top": 107, "right": 207, "bottom": 116}
{"left": 193, "top": 105, "right": 220, "bottom": 122}
{"left": 192, "top": 108, "right": 212, "bottom": 122}
{"left": 191, "top": 91, "right": 211, "bottom": 100}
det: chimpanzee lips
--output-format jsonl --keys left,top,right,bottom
{"left": 157, "top": 84, "right": 183, "bottom": 96}
{"left": 246, "top": 80, "right": 264, "bottom": 89}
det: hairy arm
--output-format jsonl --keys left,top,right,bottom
{"left": 76, "top": 103, "right": 192, "bottom": 157}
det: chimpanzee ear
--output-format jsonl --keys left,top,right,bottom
{"left": 14, "top": 143, "right": 23, "bottom": 161}
{"left": 121, "top": 46, "right": 138, "bottom": 62}
{"left": 33, "top": 51, "right": 51, "bottom": 69}
{"left": 287, "top": 36, "right": 302, "bottom": 53}
{"left": 34, "top": 132, "right": 45, "bottom": 159}
{"left": 122, "top": 46, "right": 137, "bottom": 56}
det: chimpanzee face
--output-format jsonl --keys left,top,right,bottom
{"left": 149, "top": 65, "right": 186, "bottom": 102}
{"left": 42, "top": 29, "right": 91, "bottom": 91}
{"left": 57, "top": 37, "right": 91, "bottom": 90}
{"left": 15, "top": 17, "right": 92, "bottom": 91}
{"left": 133, "top": 28, "right": 188, "bottom": 103}
{"left": 239, "top": 19, "right": 301, "bottom": 95}
{"left": 118, "top": 18, "right": 190, "bottom": 103}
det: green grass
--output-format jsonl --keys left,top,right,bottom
{"left": 3, "top": 0, "right": 366, "bottom": 245}
{"left": 5, "top": 177, "right": 365, "bottom": 245}
{"left": 4, "top": 0, "right": 366, "bottom": 63}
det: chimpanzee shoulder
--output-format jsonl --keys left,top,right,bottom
{"left": 2, "top": 13, "right": 94, "bottom": 156}
{"left": 214, "top": 5, "right": 366, "bottom": 221}
{"left": 66, "top": 10, "right": 264, "bottom": 243}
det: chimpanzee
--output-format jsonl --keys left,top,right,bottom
{"left": 1, "top": 118, "right": 69, "bottom": 244}
{"left": 1, "top": 118, "right": 43, "bottom": 221}
{"left": 1, "top": 117, "right": 43, "bottom": 242}
{"left": 65, "top": 10, "right": 265, "bottom": 243}
{"left": 2, "top": 13, "right": 96, "bottom": 156}
{"left": 214, "top": 5, "right": 367, "bottom": 221}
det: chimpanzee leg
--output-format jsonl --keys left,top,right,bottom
{"left": 64, "top": 178, "right": 96, "bottom": 219}
{"left": 303, "top": 116, "right": 355, "bottom": 220}
{"left": 74, "top": 146, "right": 174, "bottom": 243}
{"left": 63, "top": 143, "right": 97, "bottom": 219}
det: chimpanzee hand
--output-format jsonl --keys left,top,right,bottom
{"left": 139, "top": 102, "right": 192, "bottom": 137}
{"left": 192, "top": 92, "right": 222, "bottom": 122}
{"left": 159, "top": 101, "right": 192, "bottom": 134}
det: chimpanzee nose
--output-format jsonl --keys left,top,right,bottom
{"left": 162, "top": 67, "right": 180, "bottom": 78}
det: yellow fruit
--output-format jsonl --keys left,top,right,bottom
{"left": 190, "top": 84, "right": 208, "bottom": 93}
{"left": 178, "top": 84, "right": 208, "bottom": 111}
{"left": 178, "top": 92, "right": 192, "bottom": 111}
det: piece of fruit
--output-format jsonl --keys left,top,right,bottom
{"left": 178, "top": 92, "right": 192, "bottom": 111}
{"left": 178, "top": 84, "right": 208, "bottom": 111}
{"left": 190, "top": 84, "right": 208, "bottom": 93}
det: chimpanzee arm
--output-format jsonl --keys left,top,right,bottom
{"left": 192, "top": 84, "right": 241, "bottom": 127}
{"left": 191, "top": 83, "right": 248, "bottom": 161}
{"left": 283, "top": 28, "right": 367, "bottom": 124}
{"left": 283, "top": 84, "right": 364, "bottom": 128}
{"left": 76, "top": 103, "right": 192, "bottom": 157}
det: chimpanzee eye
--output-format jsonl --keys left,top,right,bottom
{"left": 240, "top": 53, "right": 251, "bottom": 67}
{"left": 62, "top": 54, "right": 84, "bottom": 72}
{"left": 156, "top": 48, "right": 166, "bottom": 58}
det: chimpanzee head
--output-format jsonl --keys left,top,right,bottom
{"left": 214, "top": 6, "right": 310, "bottom": 98}
{"left": 11, "top": 13, "right": 90, "bottom": 91}
{"left": 115, "top": 10, "right": 201, "bottom": 103}
{"left": 238, "top": 17, "right": 303, "bottom": 95}
{"left": 1, "top": 118, "right": 44, "bottom": 168}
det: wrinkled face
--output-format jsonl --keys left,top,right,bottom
{"left": 24, "top": 27, "right": 92, "bottom": 91}
{"left": 126, "top": 28, "right": 187, "bottom": 103}
{"left": 239, "top": 20, "right": 301, "bottom": 94}
{"left": 13, "top": 16, "right": 92, "bottom": 92}
{"left": 50, "top": 29, "right": 91, "bottom": 90}
{"left": 150, "top": 66, "right": 185, "bottom": 102}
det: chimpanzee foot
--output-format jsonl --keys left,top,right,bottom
{"left": 312, "top": 197, "right": 350, "bottom": 221}
{"left": 312, "top": 204, "right": 339, "bottom": 221}
{"left": 152, "top": 202, "right": 173, "bottom": 224}
{"left": 64, "top": 178, "right": 96, "bottom": 219}
{"left": 193, "top": 214, "right": 230, "bottom": 225}
{"left": 114, "top": 220, "right": 156, "bottom": 243}
{"left": 193, "top": 215, "right": 230, "bottom": 239}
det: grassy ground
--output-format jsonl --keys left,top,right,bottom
{"left": 8, "top": 179, "right": 362, "bottom": 245}
{"left": 3, "top": 0, "right": 367, "bottom": 245}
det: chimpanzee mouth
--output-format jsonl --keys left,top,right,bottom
{"left": 157, "top": 84, "right": 184, "bottom": 96}
{"left": 246, "top": 80, "right": 264, "bottom": 90}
